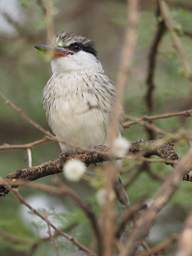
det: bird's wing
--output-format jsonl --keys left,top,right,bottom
{"left": 86, "top": 72, "right": 116, "bottom": 114}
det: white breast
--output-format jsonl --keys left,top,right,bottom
{"left": 43, "top": 70, "right": 115, "bottom": 152}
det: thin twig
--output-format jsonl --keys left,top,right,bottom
{"left": 6, "top": 181, "right": 103, "bottom": 256}
{"left": 145, "top": 0, "right": 166, "bottom": 139}
{"left": 124, "top": 116, "right": 169, "bottom": 135}
{"left": 136, "top": 234, "right": 178, "bottom": 256}
{"left": 0, "top": 229, "right": 31, "bottom": 245}
{"left": 26, "top": 148, "right": 32, "bottom": 168}
{"left": 44, "top": 0, "right": 55, "bottom": 44}
{"left": 0, "top": 90, "right": 54, "bottom": 139}
{"left": 11, "top": 189, "right": 95, "bottom": 256}
{"left": 120, "top": 148, "right": 192, "bottom": 256}
{"left": 0, "top": 137, "right": 50, "bottom": 151}
{"left": 30, "top": 222, "right": 78, "bottom": 255}
{"left": 159, "top": 0, "right": 192, "bottom": 79}
{"left": 115, "top": 200, "right": 146, "bottom": 239}
{"left": 109, "top": 0, "right": 140, "bottom": 142}
{"left": 123, "top": 108, "right": 192, "bottom": 128}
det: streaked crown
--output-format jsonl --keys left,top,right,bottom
{"left": 56, "top": 32, "right": 97, "bottom": 57}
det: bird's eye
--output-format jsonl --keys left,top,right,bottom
{"left": 68, "top": 43, "right": 82, "bottom": 52}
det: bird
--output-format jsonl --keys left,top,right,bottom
{"left": 35, "top": 32, "right": 128, "bottom": 205}
{"left": 35, "top": 32, "right": 116, "bottom": 152}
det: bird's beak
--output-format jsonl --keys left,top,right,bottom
{"left": 34, "top": 44, "right": 73, "bottom": 58}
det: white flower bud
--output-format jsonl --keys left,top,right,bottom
{"left": 96, "top": 189, "right": 107, "bottom": 206}
{"left": 63, "top": 159, "right": 86, "bottom": 182}
{"left": 96, "top": 188, "right": 115, "bottom": 206}
{"left": 112, "top": 136, "right": 131, "bottom": 157}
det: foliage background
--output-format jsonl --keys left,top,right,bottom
{"left": 0, "top": 0, "right": 192, "bottom": 255}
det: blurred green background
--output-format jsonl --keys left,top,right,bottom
{"left": 0, "top": 0, "right": 192, "bottom": 255}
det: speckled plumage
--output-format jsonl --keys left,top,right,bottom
{"left": 56, "top": 32, "right": 93, "bottom": 48}
{"left": 43, "top": 32, "right": 115, "bottom": 152}
{"left": 41, "top": 32, "right": 129, "bottom": 205}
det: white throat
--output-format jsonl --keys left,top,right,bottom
{"left": 51, "top": 50, "right": 103, "bottom": 74}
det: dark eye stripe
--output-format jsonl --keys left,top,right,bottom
{"left": 68, "top": 43, "right": 82, "bottom": 52}
{"left": 83, "top": 45, "right": 97, "bottom": 57}
{"left": 68, "top": 43, "right": 97, "bottom": 57}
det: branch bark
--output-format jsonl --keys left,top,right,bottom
{"left": 145, "top": 0, "right": 166, "bottom": 139}
{"left": 0, "top": 140, "right": 183, "bottom": 197}
{"left": 0, "top": 150, "right": 110, "bottom": 196}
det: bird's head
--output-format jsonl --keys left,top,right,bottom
{"left": 35, "top": 32, "right": 101, "bottom": 73}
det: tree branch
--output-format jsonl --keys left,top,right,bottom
{"left": 12, "top": 188, "right": 95, "bottom": 256}
{"left": 0, "top": 139, "right": 181, "bottom": 197}
{"left": 120, "top": 148, "right": 192, "bottom": 256}
{"left": 0, "top": 150, "right": 110, "bottom": 196}
{"left": 145, "top": 0, "right": 166, "bottom": 139}
{"left": 175, "top": 211, "right": 192, "bottom": 256}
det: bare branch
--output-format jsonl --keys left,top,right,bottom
{"left": 23, "top": 181, "right": 103, "bottom": 255}
{"left": 123, "top": 115, "right": 169, "bottom": 135}
{"left": 137, "top": 234, "right": 178, "bottom": 256}
{"left": 101, "top": 0, "right": 140, "bottom": 254}
{"left": 0, "top": 137, "right": 50, "bottom": 151}
{"left": 0, "top": 90, "right": 54, "bottom": 139}
{"left": 0, "top": 139, "right": 184, "bottom": 197}
{"left": 115, "top": 199, "right": 146, "bottom": 239}
{"left": 30, "top": 222, "right": 78, "bottom": 255}
{"left": 123, "top": 109, "right": 192, "bottom": 128}
{"left": 145, "top": 1, "right": 166, "bottom": 139}
{"left": 0, "top": 229, "right": 31, "bottom": 246}
{"left": 12, "top": 189, "right": 95, "bottom": 256}
{"left": 175, "top": 211, "right": 192, "bottom": 256}
{"left": 109, "top": 0, "right": 140, "bottom": 142}
{"left": 120, "top": 148, "right": 192, "bottom": 256}
{"left": 159, "top": 0, "right": 192, "bottom": 79}
{"left": 0, "top": 150, "right": 110, "bottom": 196}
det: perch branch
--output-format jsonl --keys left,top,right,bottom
{"left": 0, "top": 138, "right": 183, "bottom": 197}
{"left": 0, "top": 150, "right": 110, "bottom": 196}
